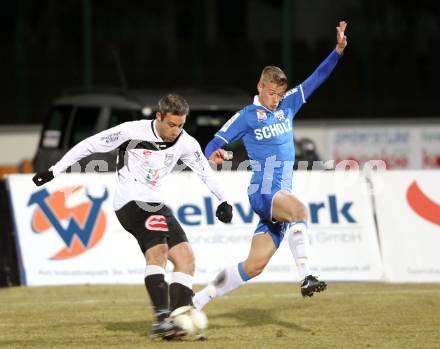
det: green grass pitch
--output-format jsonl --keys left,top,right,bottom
{"left": 1, "top": 283, "right": 440, "bottom": 349}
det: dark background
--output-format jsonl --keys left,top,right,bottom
{"left": 2, "top": 0, "right": 440, "bottom": 124}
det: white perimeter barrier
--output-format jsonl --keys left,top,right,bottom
{"left": 327, "top": 126, "right": 440, "bottom": 170}
{"left": 7, "top": 171, "right": 383, "bottom": 286}
{"left": 371, "top": 171, "right": 440, "bottom": 282}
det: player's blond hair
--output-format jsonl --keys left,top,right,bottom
{"left": 259, "top": 66, "right": 287, "bottom": 86}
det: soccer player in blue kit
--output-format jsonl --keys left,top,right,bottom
{"left": 193, "top": 21, "right": 348, "bottom": 309}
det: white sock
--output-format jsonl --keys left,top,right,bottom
{"left": 145, "top": 264, "right": 165, "bottom": 277}
{"left": 171, "top": 271, "right": 193, "bottom": 289}
{"left": 192, "top": 284, "right": 216, "bottom": 311}
{"left": 193, "top": 264, "right": 246, "bottom": 310}
{"left": 287, "top": 221, "right": 311, "bottom": 281}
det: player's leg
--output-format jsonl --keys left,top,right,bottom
{"left": 287, "top": 221, "right": 326, "bottom": 296}
{"left": 272, "top": 191, "right": 327, "bottom": 296}
{"left": 144, "top": 249, "right": 186, "bottom": 340}
{"left": 168, "top": 242, "right": 195, "bottom": 311}
{"left": 193, "top": 232, "right": 277, "bottom": 310}
{"left": 272, "top": 190, "right": 307, "bottom": 222}
{"left": 115, "top": 201, "right": 183, "bottom": 339}
{"left": 144, "top": 244, "right": 172, "bottom": 321}
{"left": 272, "top": 192, "right": 312, "bottom": 279}
{"left": 194, "top": 190, "right": 282, "bottom": 310}
{"left": 241, "top": 232, "right": 277, "bottom": 277}
{"left": 166, "top": 214, "right": 196, "bottom": 312}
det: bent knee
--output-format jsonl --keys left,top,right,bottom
{"left": 285, "top": 202, "right": 307, "bottom": 222}
{"left": 244, "top": 260, "right": 268, "bottom": 278}
{"left": 294, "top": 203, "right": 308, "bottom": 221}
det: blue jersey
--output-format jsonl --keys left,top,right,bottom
{"left": 206, "top": 49, "right": 342, "bottom": 196}
{"left": 215, "top": 85, "right": 305, "bottom": 192}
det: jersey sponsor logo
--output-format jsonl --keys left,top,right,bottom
{"left": 220, "top": 112, "right": 240, "bottom": 132}
{"left": 142, "top": 150, "right": 153, "bottom": 164}
{"left": 406, "top": 181, "right": 440, "bottom": 226}
{"left": 28, "top": 186, "right": 108, "bottom": 259}
{"left": 256, "top": 109, "right": 267, "bottom": 121}
{"left": 254, "top": 119, "right": 292, "bottom": 140}
{"left": 274, "top": 110, "right": 285, "bottom": 121}
{"left": 145, "top": 215, "right": 169, "bottom": 231}
{"left": 145, "top": 168, "right": 160, "bottom": 186}
{"left": 100, "top": 131, "right": 122, "bottom": 144}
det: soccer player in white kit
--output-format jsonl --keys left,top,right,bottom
{"left": 32, "top": 94, "right": 233, "bottom": 340}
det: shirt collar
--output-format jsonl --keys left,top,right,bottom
{"left": 151, "top": 120, "right": 164, "bottom": 141}
{"left": 253, "top": 95, "right": 274, "bottom": 112}
{"left": 253, "top": 95, "right": 261, "bottom": 106}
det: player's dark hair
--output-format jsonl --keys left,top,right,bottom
{"left": 260, "top": 66, "right": 287, "bottom": 86}
{"left": 158, "top": 94, "right": 190, "bottom": 119}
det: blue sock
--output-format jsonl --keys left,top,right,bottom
{"left": 238, "top": 262, "right": 251, "bottom": 281}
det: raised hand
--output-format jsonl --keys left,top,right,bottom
{"left": 336, "top": 21, "right": 348, "bottom": 54}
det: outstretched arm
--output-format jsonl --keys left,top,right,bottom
{"left": 206, "top": 110, "right": 248, "bottom": 165}
{"left": 49, "top": 123, "right": 132, "bottom": 176}
{"left": 302, "top": 21, "right": 348, "bottom": 100}
{"left": 33, "top": 122, "right": 133, "bottom": 186}
{"left": 205, "top": 136, "right": 232, "bottom": 165}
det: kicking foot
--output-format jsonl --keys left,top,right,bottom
{"left": 150, "top": 317, "right": 186, "bottom": 340}
{"left": 300, "top": 275, "right": 327, "bottom": 297}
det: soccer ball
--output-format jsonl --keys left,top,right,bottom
{"left": 170, "top": 305, "right": 208, "bottom": 337}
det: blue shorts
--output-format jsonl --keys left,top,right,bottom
{"left": 248, "top": 188, "right": 290, "bottom": 249}
{"left": 254, "top": 220, "right": 290, "bottom": 249}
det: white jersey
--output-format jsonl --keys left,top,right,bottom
{"left": 50, "top": 119, "right": 227, "bottom": 210}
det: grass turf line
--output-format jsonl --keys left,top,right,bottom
{"left": 0, "top": 283, "right": 440, "bottom": 349}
